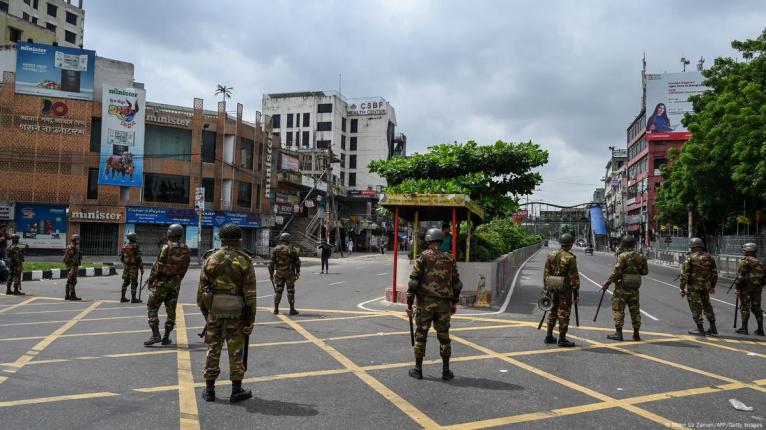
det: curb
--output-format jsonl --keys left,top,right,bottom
{"left": 22, "top": 266, "right": 117, "bottom": 281}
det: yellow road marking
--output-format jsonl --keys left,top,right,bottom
{"left": 277, "top": 314, "right": 441, "bottom": 429}
{"left": 0, "top": 392, "right": 119, "bottom": 408}
{"left": 4, "top": 305, "right": 131, "bottom": 316}
{"left": 0, "top": 301, "right": 101, "bottom": 385}
{"left": 0, "top": 297, "right": 37, "bottom": 314}
{"left": 687, "top": 337, "right": 766, "bottom": 358}
{"left": 260, "top": 306, "right": 385, "bottom": 316}
{"left": 174, "top": 305, "right": 200, "bottom": 430}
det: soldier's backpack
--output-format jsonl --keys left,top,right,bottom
{"left": 121, "top": 244, "right": 135, "bottom": 265}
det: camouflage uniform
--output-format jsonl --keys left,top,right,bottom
{"left": 544, "top": 249, "right": 580, "bottom": 337}
{"left": 198, "top": 246, "right": 258, "bottom": 383}
{"left": 735, "top": 255, "right": 765, "bottom": 332}
{"left": 680, "top": 250, "right": 718, "bottom": 328}
{"left": 120, "top": 242, "right": 143, "bottom": 302}
{"left": 606, "top": 251, "right": 648, "bottom": 330}
{"left": 146, "top": 240, "right": 190, "bottom": 333}
{"left": 63, "top": 242, "right": 82, "bottom": 300}
{"left": 6, "top": 242, "right": 24, "bottom": 295}
{"left": 269, "top": 243, "right": 301, "bottom": 313}
{"left": 408, "top": 248, "right": 461, "bottom": 360}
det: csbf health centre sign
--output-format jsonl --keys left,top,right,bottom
{"left": 98, "top": 85, "right": 146, "bottom": 187}
{"left": 15, "top": 42, "right": 96, "bottom": 101}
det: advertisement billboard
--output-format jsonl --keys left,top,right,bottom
{"left": 280, "top": 153, "right": 300, "bottom": 171}
{"left": 14, "top": 204, "right": 67, "bottom": 249}
{"left": 125, "top": 207, "right": 260, "bottom": 228}
{"left": 347, "top": 98, "right": 388, "bottom": 116}
{"left": 15, "top": 42, "right": 96, "bottom": 101}
{"left": 645, "top": 72, "right": 708, "bottom": 140}
{"left": 99, "top": 86, "right": 146, "bottom": 187}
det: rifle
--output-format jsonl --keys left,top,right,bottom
{"left": 726, "top": 276, "right": 739, "bottom": 294}
{"left": 408, "top": 307, "right": 415, "bottom": 346}
{"left": 537, "top": 310, "right": 547, "bottom": 330}
{"left": 734, "top": 296, "right": 739, "bottom": 329}
{"left": 593, "top": 287, "right": 607, "bottom": 322}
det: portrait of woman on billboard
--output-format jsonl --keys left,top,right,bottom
{"left": 647, "top": 103, "right": 672, "bottom": 133}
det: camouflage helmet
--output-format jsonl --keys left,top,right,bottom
{"left": 425, "top": 228, "right": 445, "bottom": 243}
{"left": 689, "top": 237, "right": 704, "bottom": 249}
{"left": 167, "top": 224, "right": 184, "bottom": 239}
{"left": 279, "top": 233, "right": 292, "bottom": 243}
{"left": 11, "top": 234, "right": 19, "bottom": 243}
{"left": 559, "top": 233, "right": 574, "bottom": 246}
{"left": 71, "top": 234, "right": 81, "bottom": 242}
{"left": 219, "top": 223, "right": 242, "bottom": 241}
{"left": 126, "top": 232, "right": 137, "bottom": 243}
{"left": 620, "top": 236, "right": 636, "bottom": 248}
{"left": 742, "top": 242, "right": 758, "bottom": 255}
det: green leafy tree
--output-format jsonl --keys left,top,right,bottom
{"left": 368, "top": 140, "right": 548, "bottom": 219}
{"left": 656, "top": 28, "right": 766, "bottom": 233}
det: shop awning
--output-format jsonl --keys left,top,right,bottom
{"left": 378, "top": 193, "right": 484, "bottom": 224}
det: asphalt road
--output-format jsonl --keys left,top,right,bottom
{"left": 1, "top": 248, "right": 764, "bottom": 430}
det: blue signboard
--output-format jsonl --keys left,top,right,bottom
{"left": 589, "top": 205, "right": 608, "bottom": 236}
{"left": 14, "top": 204, "right": 68, "bottom": 249}
{"left": 15, "top": 42, "right": 96, "bottom": 101}
{"left": 126, "top": 207, "right": 260, "bottom": 228}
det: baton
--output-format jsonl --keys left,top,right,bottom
{"left": 734, "top": 295, "right": 739, "bottom": 329}
{"left": 574, "top": 302, "right": 580, "bottom": 327}
{"left": 726, "top": 276, "right": 739, "bottom": 294}
{"left": 198, "top": 322, "right": 207, "bottom": 338}
{"left": 408, "top": 311, "right": 415, "bottom": 347}
{"left": 136, "top": 270, "right": 144, "bottom": 303}
{"left": 593, "top": 287, "right": 607, "bottom": 322}
{"left": 537, "top": 310, "right": 547, "bottom": 330}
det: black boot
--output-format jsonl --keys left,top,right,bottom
{"left": 607, "top": 327, "right": 623, "bottom": 341}
{"left": 120, "top": 289, "right": 129, "bottom": 303}
{"left": 6, "top": 284, "right": 12, "bottom": 295}
{"left": 64, "top": 287, "right": 71, "bottom": 300}
{"left": 544, "top": 326, "right": 556, "bottom": 344}
{"left": 558, "top": 331, "right": 575, "bottom": 348}
{"left": 69, "top": 287, "right": 81, "bottom": 301}
{"left": 201, "top": 380, "right": 215, "bottom": 402}
{"left": 755, "top": 319, "right": 764, "bottom": 336}
{"left": 688, "top": 322, "right": 706, "bottom": 336}
{"left": 632, "top": 328, "right": 641, "bottom": 341}
{"left": 408, "top": 357, "right": 423, "bottom": 379}
{"left": 13, "top": 286, "right": 25, "bottom": 296}
{"left": 289, "top": 303, "right": 299, "bottom": 316}
{"left": 229, "top": 380, "right": 252, "bottom": 403}
{"left": 161, "top": 327, "right": 173, "bottom": 345}
{"left": 442, "top": 356, "right": 454, "bottom": 381}
{"left": 144, "top": 327, "right": 162, "bottom": 346}
{"left": 131, "top": 291, "right": 142, "bottom": 304}
{"left": 705, "top": 319, "right": 718, "bottom": 336}
{"left": 736, "top": 318, "right": 749, "bottom": 335}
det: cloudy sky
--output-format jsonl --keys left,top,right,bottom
{"left": 86, "top": 0, "right": 765, "bottom": 205}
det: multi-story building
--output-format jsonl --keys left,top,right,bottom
{"left": 2, "top": 0, "right": 84, "bottom": 47}
{"left": 0, "top": 42, "right": 275, "bottom": 256}
{"left": 603, "top": 148, "right": 627, "bottom": 246}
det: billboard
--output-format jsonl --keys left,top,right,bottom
{"left": 14, "top": 204, "right": 67, "bottom": 249}
{"left": 347, "top": 98, "right": 388, "bottom": 116}
{"left": 99, "top": 85, "right": 146, "bottom": 187}
{"left": 645, "top": 72, "right": 707, "bottom": 140}
{"left": 280, "top": 153, "right": 300, "bottom": 171}
{"left": 15, "top": 42, "right": 96, "bottom": 101}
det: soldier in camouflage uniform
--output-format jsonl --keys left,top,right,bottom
{"left": 679, "top": 237, "right": 718, "bottom": 336}
{"left": 6, "top": 235, "right": 25, "bottom": 296}
{"left": 269, "top": 233, "right": 301, "bottom": 315}
{"left": 119, "top": 232, "right": 144, "bottom": 303}
{"left": 406, "top": 228, "right": 462, "bottom": 380}
{"left": 734, "top": 243, "right": 765, "bottom": 336}
{"left": 144, "top": 224, "right": 191, "bottom": 346}
{"left": 63, "top": 234, "right": 82, "bottom": 301}
{"left": 601, "top": 236, "right": 648, "bottom": 341}
{"left": 198, "top": 224, "right": 258, "bottom": 403}
{"left": 543, "top": 233, "right": 580, "bottom": 347}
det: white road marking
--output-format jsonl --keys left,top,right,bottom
{"left": 257, "top": 280, "right": 271, "bottom": 283}
{"left": 646, "top": 277, "right": 735, "bottom": 307}
{"left": 328, "top": 281, "right": 346, "bottom": 286}
{"left": 256, "top": 294, "right": 273, "bottom": 299}
{"left": 376, "top": 273, "right": 388, "bottom": 276}
{"left": 579, "top": 273, "right": 660, "bottom": 321}
{"left": 357, "top": 296, "right": 387, "bottom": 312}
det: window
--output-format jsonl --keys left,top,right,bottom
{"left": 295, "top": 131, "right": 300, "bottom": 147}
{"left": 237, "top": 181, "right": 252, "bottom": 209}
{"left": 89, "top": 119, "right": 101, "bottom": 152}
{"left": 33, "top": 0, "right": 38, "bottom": 9}
{"left": 317, "top": 140, "right": 331, "bottom": 149}
{"left": 342, "top": 118, "right": 347, "bottom": 132}
{"left": 145, "top": 125, "right": 192, "bottom": 160}
{"left": 46, "top": 3, "right": 57, "bottom": 17}
{"left": 24, "top": 0, "right": 30, "bottom": 5}
{"left": 23, "top": 12, "right": 30, "bottom": 21}
{"left": 286, "top": 113, "right": 293, "bottom": 128}
{"left": 240, "top": 138, "right": 254, "bottom": 169}
{"left": 350, "top": 119, "right": 358, "bottom": 133}
{"left": 341, "top": 135, "right": 346, "bottom": 150}
{"left": 9, "top": 27, "right": 22, "bottom": 43}
{"left": 0, "top": 1, "right": 9, "bottom": 12}
{"left": 31, "top": 17, "right": 37, "bottom": 24}
{"left": 272, "top": 114, "right": 281, "bottom": 128}
{"left": 350, "top": 137, "right": 357, "bottom": 151}
{"left": 348, "top": 173, "right": 356, "bottom": 187}
{"left": 64, "top": 30, "right": 76, "bottom": 44}
{"left": 65, "top": 11, "right": 77, "bottom": 25}
{"left": 340, "top": 174, "right": 345, "bottom": 186}
{"left": 286, "top": 132, "right": 293, "bottom": 146}
{"left": 302, "top": 131, "right": 309, "bottom": 147}
{"left": 87, "top": 168, "right": 98, "bottom": 199}
{"left": 202, "top": 178, "right": 215, "bottom": 203}
{"left": 317, "top": 103, "right": 332, "bottom": 113}
{"left": 340, "top": 154, "right": 345, "bottom": 168}
{"left": 317, "top": 121, "right": 332, "bottom": 131}
{"left": 349, "top": 154, "right": 357, "bottom": 169}
{"left": 202, "top": 130, "right": 216, "bottom": 163}
{"left": 45, "top": 23, "right": 56, "bottom": 32}
{"left": 654, "top": 158, "right": 667, "bottom": 171}
{"left": 255, "top": 184, "right": 261, "bottom": 210}
{"left": 303, "top": 112, "right": 310, "bottom": 127}
{"left": 143, "top": 173, "right": 190, "bottom": 204}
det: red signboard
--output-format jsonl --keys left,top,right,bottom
{"left": 646, "top": 131, "right": 692, "bottom": 141}
{"left": 516, "top": 210, "right": 528, "bottom": 218}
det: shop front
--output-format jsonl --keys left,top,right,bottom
{"left": 68, "top": 205, "right": 125, "bottom": 256}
